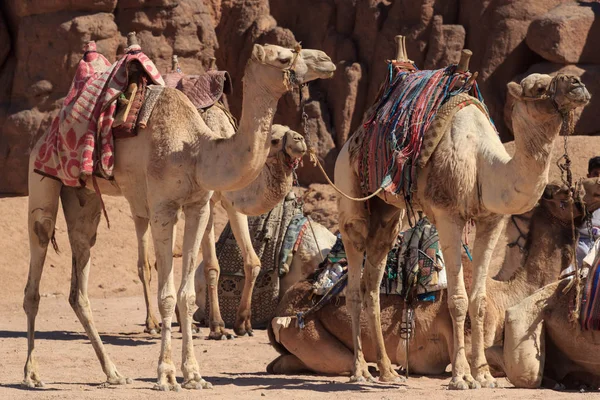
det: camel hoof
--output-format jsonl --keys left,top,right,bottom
{"left": 153, "top": 383, "right": 181, "bottom": 392}
{"left": 448, "top": 375, "right": 480, "bottom": 390}
{"left": 183, "top": 378, "right": 212, "bottom": 390}
{"left": 349, "top": 374, "right": 375, "bottom": 384}
{"left": 208, "top": 332, "right": 235, "bottom": 340}
{"left": 475, "top": 372, "right": 497, "bottom": 388}
{"left": 379, "top": 374, "right": 406, "bottom": 384}
{"left": 145, "top": 327, "right": 160, "bottom": 335}
{"left": 100, "top": 376, "right": 132, "bottom": 387}
{"left": 22, "top": 379, "right": 45, "bottom": 389}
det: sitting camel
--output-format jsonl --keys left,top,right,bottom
{"left": 266, "top": 179, "right": 600, "bottom": 382}
{"left": 24, "top": 42, "right": 335, "bottom": 390}
{"left": 334, "top": 41, "right": 590, "bottom": 389}
{"left": 502, "top": 218, "right": 600, "bottom": 388}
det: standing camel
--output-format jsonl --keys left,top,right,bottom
{"left": 333, "top": 39, "right": 590, "bottom": 389}
{"left": 266, "top": 179, "right": 600, "bottom": 379}
{"left": 24, "top": 43, "right": 335, "bottom": 390}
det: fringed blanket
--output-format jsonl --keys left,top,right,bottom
{"left": 209, "top": 193, "right": 302, "bottom": 329}
{"left": 34, "top": 41, "right": 164, "bottom": 186}
{"left": 358, "top": 62, "right": 493, "bottom": 198}
{"left": 164, "top": 70, "right": 232, "bottom": 110}
{"left": 581, "top": 253, "right": 600, "bottom": 330}
{"left": 311, "top": 217, "right": 446, "bottom": 301}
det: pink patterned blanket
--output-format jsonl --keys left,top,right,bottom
{"left": 34, "top": 41, "right": 164, "bottom": 186}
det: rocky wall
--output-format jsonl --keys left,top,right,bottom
{"left": 1, "top": 0, "right": 599, "bottom": 195}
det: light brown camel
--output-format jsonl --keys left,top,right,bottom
{"left": 23, "top": 43, "right": 335, "bottom": 390}
{"left": 138, "top": 123, "right": 309, "bottom": 336}
{"left": 334, "top": 62, "right": 590, "bottom": 389}
{"left": 266, "top": 179, "right": 600, "bottom": 381}
{"left": 501, "top": 216, "right": 600, "bottom": 388}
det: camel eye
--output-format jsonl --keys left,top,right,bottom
{"left": 271, "top": 138, "right": 280, "bottom": 145}
{"left": 537, "top": 86, "right": 545, "bottom": 93}
{"left": 278, "top": 56, "right": 291, "bottom": 65}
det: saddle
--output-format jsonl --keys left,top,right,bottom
{"left": 112, "top": 62, "right": 149, "bottom": 139}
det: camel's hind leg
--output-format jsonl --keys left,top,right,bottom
{"left": 222, "top": 199, "right": 261, "bottom": 337}
{"left": 433, "top": 211, "right": 477, "bottom": 390}
{"left": 268, "top": 317, "right": 354, "bottom": 375}
{"left": 133, "top": 215, "right": 161, "bottom": 334}
{"left": 61, "top": 187, "right": 130, "bottom": 385}
{"left": 198, "top": 202, "right": 234, "bottom": 340}
{"left": 22, "top": 173, "right": 61, "bottom": 388}
{"left": 362, "top": 200, "right": 403, "bottom": 383}
{"left": 469, "top": 216, "right": 504, "bottom": 388}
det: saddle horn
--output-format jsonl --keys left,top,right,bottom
{"left": 457, "top": 49, "right": 472, "bottom": 73}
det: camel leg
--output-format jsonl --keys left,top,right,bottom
{"left": 133, "top": 215, "right": 161, "bottom": 334}
{"left": 149, "top": 202, "right": 180, "bottom": 391}
{"left": 61, "top": 188, "right": 130, "bottom": 385}
{"left": 222, "top": 199, "right": 261, "bottom": 337}
{"left": 193, "top": 259, "right": 207, "bottom": 325}
{"left": 469, "top": 216, "right": 504, "bottom": 388}
{"left": 22, "top": 173, "right": 61, "bottom": 388}
{"left": 176, "top": 200, "right": 213, "bottom": 390}
{"left": 270, "top": 317, "right": 354, "bottom": 375}
{"left": 199, "top": 203, "right": 235, "bottom": 340}
{"left": 502, "top": 283, "right": 556, "bottom": 388}
{"left": 362, "top": 203, "right": 403, "bottom": 383}
{"left": 433, "top": 212, "right": 478, "bottom": 390}
{"left": 336, "top": 197, "right": 374, "bottom": 382}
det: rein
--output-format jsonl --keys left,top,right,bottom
{"left": 506, "top": 214, "right": 531, "bottom": 254}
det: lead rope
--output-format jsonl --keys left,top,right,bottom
{"left": 557, "top": 109, "right": 582, "bottom": 323}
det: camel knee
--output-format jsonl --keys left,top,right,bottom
{"left": 68, "top": 289, "right": 89, "bottom": 312}
{"left": 177, "top": 290, "right": 196, "bottom": 315}
{"left": 205, "top": 267, "right": 219, "bottom": 288}
{"left": 32, "top": 218, "right": 55, "bottom": 248}
{"left": 448, "top": 294, "right": 469, "bottom": 321}
{"left": 23, "top": 285, "right": 41, "bottom": 315}
{"left": 339, "top": 217, "right": 367, "bottom": 252}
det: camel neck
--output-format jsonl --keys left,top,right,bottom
{"left": 197, "top": 64, "right": 283, "bottom": 191}
{"left": 222, "top": 156, "right": 294, "bottom": 215}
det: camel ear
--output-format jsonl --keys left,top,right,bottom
{"left": 251, "top": 44, "right": 266, "bottom": 62}
{"left": 507, "top": 82, "right": 523, "bottom": 99}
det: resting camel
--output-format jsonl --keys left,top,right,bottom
{"left": 333, "top": 40, "right": 590, "bottom": 388}
{"left": 24, "top": 43, "right": 335, "bottom": 390}
{"left": 502, "top": 224, "right": 600, "bottom": 387}
{"left": 266, "top": 179, "right": 600, "bottom": 381}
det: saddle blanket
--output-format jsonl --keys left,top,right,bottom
{"left": 34, "top": 41, "right": 164, "bottom": 186}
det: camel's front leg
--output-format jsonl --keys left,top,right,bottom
{"left": 150, "top": 202, "right": 180, "bottom": 391}
{"left": 469, "top": 216, "right": 504, "bottom": 388}
{"left": 23, "top": 173, "right": 61, "bottom": 388}
{"left": 434, "top": 212, "right": 477, "bottom": 390}
{"left": 198, "top": 202, "right": 235, "bottom": 340}
{"left": 222, "top": 199, "right": 261, "bottom": 336}
{"left": 178, "top": 199, "right": 213, "bottom": 390}
{"left": 62, "top": 188, "right": 130, "bottom": 386}
{"left": 133, "top": 215, "right": 161, "bottom": 334}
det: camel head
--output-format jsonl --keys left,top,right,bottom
{"left": 541, "top": 178, "right": 600, "bottom": 224}
{"left": 247, "top": 44, "right": 335, "bottom": 94}
{"left": 269, "top": 124, "right": 307, "bottom": 163}
{"left": 507, "top": 73, "right": 591, "bottom": 116}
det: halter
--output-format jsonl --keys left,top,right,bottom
{"left": 507, "top": 214, "right": 530, "bottom": 254}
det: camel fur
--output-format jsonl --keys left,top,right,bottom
{"left": 333, "top": 71, "right": 590, "bottom": 388}
{"left": 23, "top": 43, "right": 335, "bottom": 390}
{"left": 266, "top": 179, "right": 600, "bottom": 385}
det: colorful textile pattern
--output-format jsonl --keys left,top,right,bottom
{"left": 358, "top": 62, "right": 491, "bottom": 197}
{"left": 279, "top": 214, "right": 309, "bottom": 276}
{"left": 34, "top": 42, "right": 164, "bottom": 186}
{"left": 581, "top": 252, "right": 600, "bottom": 330}
{"left": 164, "top": 70, "right": 232, "bottom": 110}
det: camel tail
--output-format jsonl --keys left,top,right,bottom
{"left": 267, "top": 316, "right": 293, "bottom": 355}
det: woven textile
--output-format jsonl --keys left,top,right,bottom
{"left": 208, "top": 195, "right": 302, "bottom": 328}
{"left": 33, "top": 42, "right": 164, "bottom": 186}
{"left": 164, "top": 70, "right": 232, "bottom": 110}
{"left": 581, "top": 252, "right": 600, "bottom": 330}
{"left": 357, "top": 63, "right": 492, "bottom": 198}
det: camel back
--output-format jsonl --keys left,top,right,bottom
{"left": 356, "top": 62, "right": 493, "bottom": 199}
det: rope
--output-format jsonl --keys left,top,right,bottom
{"left": 308, "top": 150, "right": 384, "bottom": 201}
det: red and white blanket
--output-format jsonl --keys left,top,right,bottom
{"left": 34, "top": 41, "right": 164, "bottom": 186}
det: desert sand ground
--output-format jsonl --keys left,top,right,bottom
{"left": 2, "top": 136, "right": 600, "bottom": 399}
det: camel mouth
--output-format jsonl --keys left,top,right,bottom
{"left": 567, "top": 85, "right": 591, "bottom": 106}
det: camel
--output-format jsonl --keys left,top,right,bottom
{"left": 138, "top": 123, "right": 311, "bottom": 337}
{"left": 23, "top": 42, "right": 335, "bottom": 390}
{"left": 266, "top": 179, "right": 600, "bottom": 382}
{"left": 333, "top": 38, "right": 590, "bottom": 389}
{"left": 502, "top": 220, "right": 600, "bottom": 387}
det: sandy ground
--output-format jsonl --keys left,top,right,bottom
{"left": 1, "top": 136, "right": 600, "bottom": 398}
